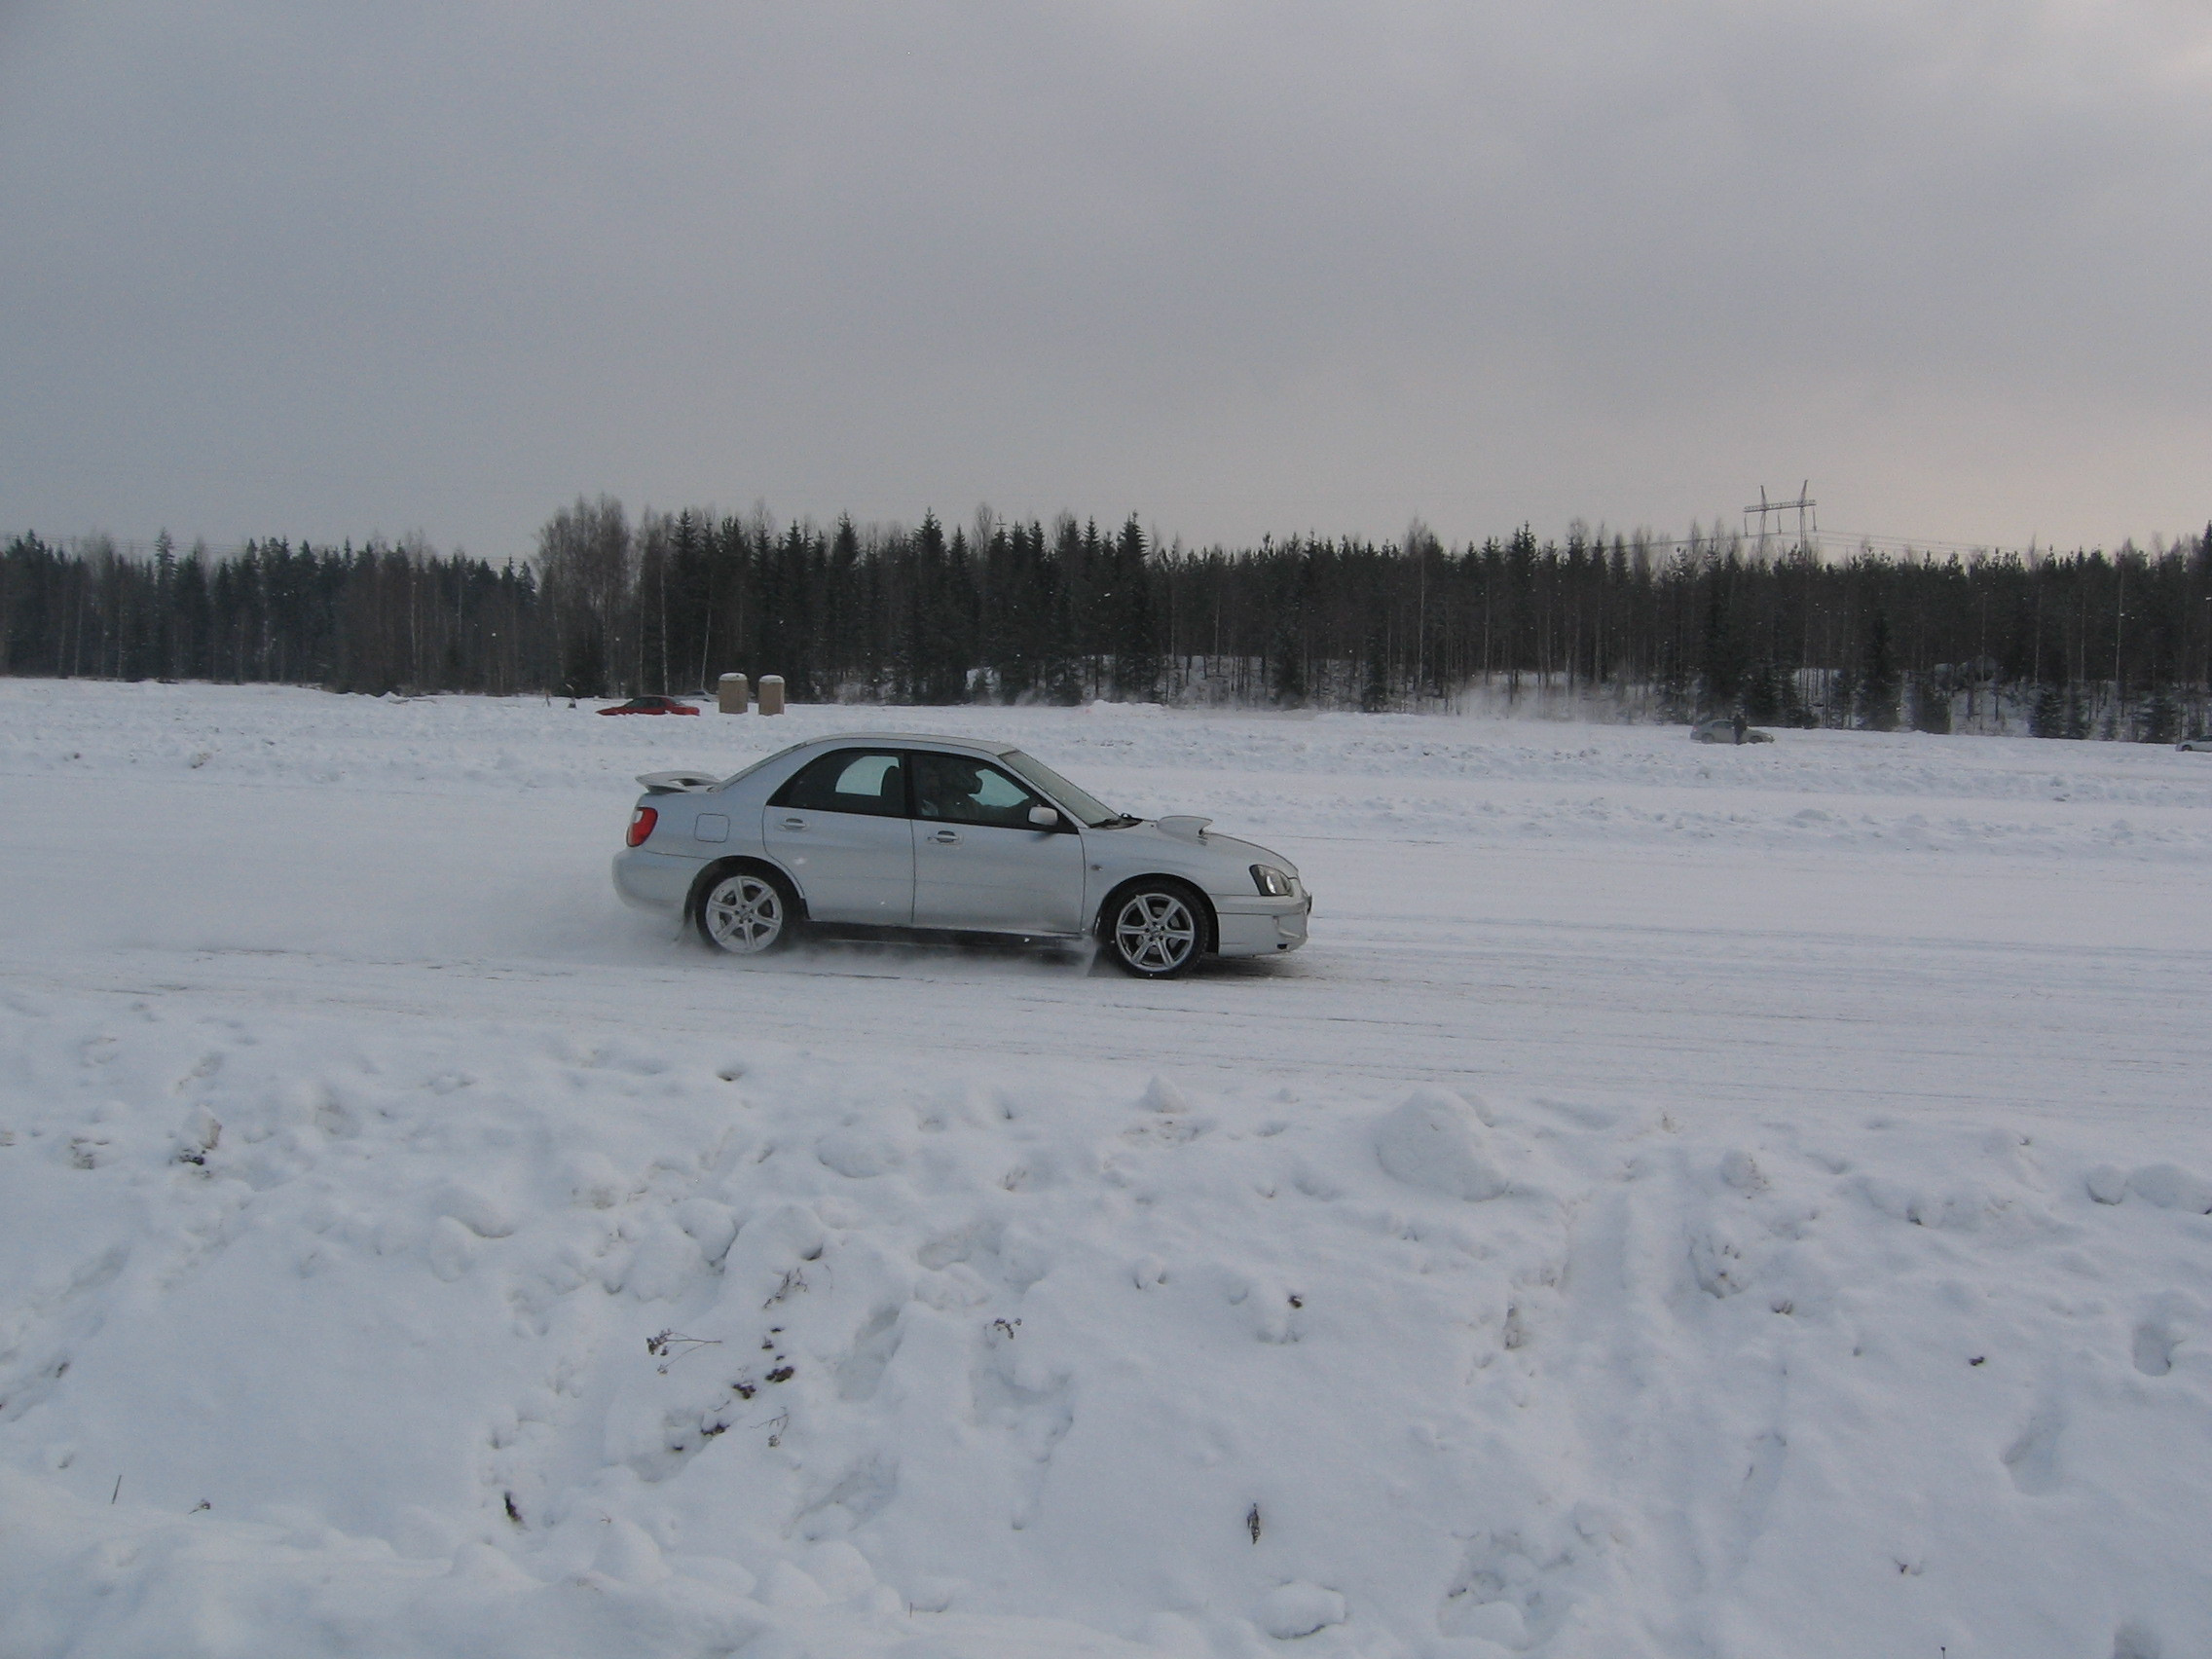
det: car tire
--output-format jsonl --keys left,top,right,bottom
{"left": 1100, "top": 880, "right": 1210, "bottom": 979}
{"left": 693, "top": 865, "right": 800, "bottom": 956}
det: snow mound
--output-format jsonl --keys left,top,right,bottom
{"left": 1256, "top": 1581, "right": 1346, "bottom": 1640}
{"left": 1373, "top": 1088, "right": 1508, "bottom": 1200}
{"left": 2085, "top": 1162, "right": 2212, "bottom": 1211}
{"left": 2126, "top": 1163, "right": 2212, "bottom": 1212}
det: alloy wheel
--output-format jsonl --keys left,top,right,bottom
{"left": 703, "top": 873, "right": 786, "bottom": 953}
{"left": 1113, "top": 891, "right": 1198, "bottom": 974}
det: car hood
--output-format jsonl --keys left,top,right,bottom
{"left": 1110, "top": 819, "right": 1296, "bottom": 876}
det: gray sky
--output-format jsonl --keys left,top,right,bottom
{"left": 4, "top": 0, "right": 2207, "bottom": 561}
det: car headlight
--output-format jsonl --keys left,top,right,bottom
{"left": 1250, "top": 864, "right": 1293, "bottom": 898}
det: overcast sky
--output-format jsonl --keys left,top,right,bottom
{"left": 3, "top": 1, "right": 2207, "bottom": 561}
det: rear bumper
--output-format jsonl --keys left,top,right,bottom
{"left": 1213, "top": 893, "right": 1310, "bottom": 957}
{"left": 611, "top": 848, "right": 700, "bottom": 913}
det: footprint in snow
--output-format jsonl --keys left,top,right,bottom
{"left": 834, "top": 1305, "right": 904, "bottom": 1402}
{"left": 2132, "top": 1322, "right": 2178, "bottom": 1378}
{"left": 2003, "top": 1407, "right": 2062, "bottom": 1494}
{"left": 2129, "top": 1294, "right": 2195, "bottom": 1377}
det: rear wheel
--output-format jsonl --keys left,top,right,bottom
{"left": 694, "top": 867, "right": 798, "bottom": 956}
{"left": 1102, "top": 881, "right": 1208, "bottom": 978}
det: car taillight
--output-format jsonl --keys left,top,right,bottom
{"left": 626, "top": 806, "right": 658, "bottom": 847}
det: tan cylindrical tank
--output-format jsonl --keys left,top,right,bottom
{"left": 757, "top": 675, "right": 786, "bottom": 716}
{"left": 717, "top": 673, "right": 749, "bottom": 714}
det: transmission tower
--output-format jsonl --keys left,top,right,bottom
{"left": 1744, "top": 482, "right": 1818, "bottom": 559}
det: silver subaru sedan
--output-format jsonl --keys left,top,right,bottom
{"left": 611, "top": 733, "right": 1309, "bottom": 977}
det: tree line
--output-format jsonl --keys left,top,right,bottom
{"left": 5, "top": 503, "right": 2210, "bottom": 739}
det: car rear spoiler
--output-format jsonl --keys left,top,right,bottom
{"left": 637, "top": 770, "right": 720, "bottom": 794}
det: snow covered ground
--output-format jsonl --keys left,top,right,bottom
{"left": 2, "top": 679, "right": 2208, "bottom": 1659}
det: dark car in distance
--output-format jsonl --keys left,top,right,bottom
{"left": 600, "top": 696, "right": 700, "bottom": 717}
{"left": 1691, "top": 717, "right": 1774, "bottom": 745}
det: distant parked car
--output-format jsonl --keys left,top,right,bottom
{"left": 600, "top": 696, "right": 700, "bottom": 717}
{"left": 1691, "top": 718, "right": 1774, "bottom": 745}
{"left": 2179, "top": 736, "right": 2212, "bottom": 753}
{"left": 611, "top": 732, "right": 1310, "bottom": 977}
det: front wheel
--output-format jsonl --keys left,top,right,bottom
{"left": 1103, "top": 882, "right": 1209, "bottom": 978}
{"left": 694, "top": 867, "right": 798, "bottom": 956}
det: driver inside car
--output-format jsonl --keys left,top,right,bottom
{"left": 914, "top": 754, "right": 1027, "bottom": 828}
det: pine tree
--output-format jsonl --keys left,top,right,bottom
{"left": 1858, "top": 608, "right": 1899, "bottom": 730}
{"left": 1110, "top": 515, "right": 1160, "bottom": 699}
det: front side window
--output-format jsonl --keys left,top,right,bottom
{"left": 772, "top": 749, "right": 906, "bottom": 817}
{"left": 911, "top": 751, "right": 1047, "bottom": 829}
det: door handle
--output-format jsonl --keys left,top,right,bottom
{"left": 780, "top": 817, "right": 807, "bottom": 830}
{"left": 930, "top": 830, "right": 960, "bottom": 844}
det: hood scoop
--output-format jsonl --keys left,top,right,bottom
{"left": 1156, "top": 815, "right": 1213, "bottom": 842}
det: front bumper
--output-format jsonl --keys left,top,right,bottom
{"left": 1212, "top": 891, "right": 1310, "bottom": 957}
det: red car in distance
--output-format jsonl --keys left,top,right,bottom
{"left": 599, "top": 696, "right": 701, "bottom": 716}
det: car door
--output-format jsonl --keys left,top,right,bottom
{"left": 761, "top": 748, "right": 914, "bottom": 925}
{"left": 908, "top": 750, "right": 1086, "bottom": 935}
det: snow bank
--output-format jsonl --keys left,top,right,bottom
{"left": 3, "top": 986, "right": 2208, "bottom": 1658}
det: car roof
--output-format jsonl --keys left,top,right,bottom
{"left": 794, "top": 732, "right": 1021, "bottom": 756}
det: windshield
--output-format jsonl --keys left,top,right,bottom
{"left": 1000, "top": 751, "right": 1130, "bottom": 828}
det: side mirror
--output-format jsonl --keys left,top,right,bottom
{"left": 1028, "top": 804, "right": 1062, "bottom": 830}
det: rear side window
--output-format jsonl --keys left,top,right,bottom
{"left": 771, "top": 750, "right": 907, "bottom": 817}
